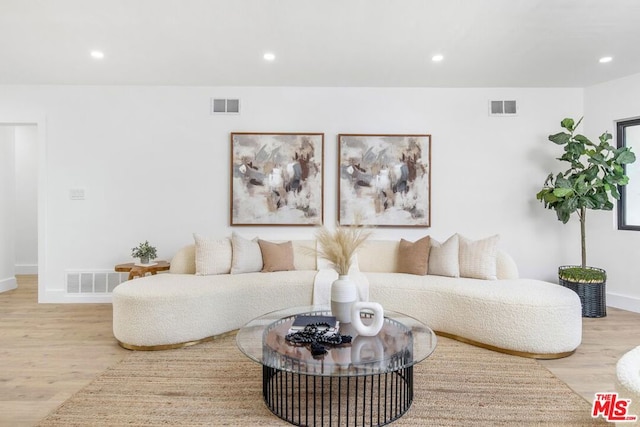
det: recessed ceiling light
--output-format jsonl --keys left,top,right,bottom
{"left": 263, "top": 52, "right": 276, "bottom": 61}
{"left": 599, "top": 56, "right": 613, "bottom": 63}
{"left": 90, "top": 50, "right": 105, "bottom": 59}
{"left": 432, "top": 54, "right": 444, "bottom": 62}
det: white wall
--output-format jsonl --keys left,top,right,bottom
{"left": 14, "top": 125, "right": 38, "bottom": 274}
{"left": 0, "top": 85, "right": 584, "bottom": 302}
{"left": 584, "top": 72, "right": 640, "bottom": 312}
{"left": 0, "top": 127, "right": 17, "bottom": 293}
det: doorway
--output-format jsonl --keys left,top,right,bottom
{"left": 0, "top": 120, "right": 43, "bottom": 300}
{"left": 14, "top": 125, "right": 38, "bottom": 274}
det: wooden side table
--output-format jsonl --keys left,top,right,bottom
{"left": 115, "top": 260, "right": 170, "bottom": 280}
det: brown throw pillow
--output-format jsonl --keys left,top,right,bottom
{"left": 397, "top": 236, "right": 430, "bottom": 275}
{"left": 258, "top": 240, "right": 295, "bottom": 272}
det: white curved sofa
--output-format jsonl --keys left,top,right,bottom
{"left": 616, "top": 345, "right": 640, "bottom": 425}
{"left": 112, "top": 239, "right": 582, "bottom": 358}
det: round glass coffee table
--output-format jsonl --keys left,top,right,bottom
{"left": 237, "top": 305, "right": 437, "bottom": 426}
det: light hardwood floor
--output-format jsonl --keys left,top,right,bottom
{"left": 1, "top": 275, "right": 639, "bottom": 426}
{"left": 1, "top": 276, "right": 128, "bottom": 426}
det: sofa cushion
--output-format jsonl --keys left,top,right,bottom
{"left": 292, "top": 240, "right": 317, "bottom": 270}
{"left": 429, "top": 234, "right": 460, "bottom": 277}
{"left": 397, "top": 236, "right": 430, "bottom": 275}
{"left": 459, "top": 234, "right": 499, "bottom": 280}
{"left": 258, "top": 240, "right": 295, "bottom": 272}
{"left": 193, "top": 234, "right": 232, "bottom": 275}
{"left": 356, "top": 241, "right": 399, "bottom": 273}
{"left": 496, "top": 250, "right": 519, "bottom": 280}
{"left": 231, "top": 232, "right": 263, "bottom": 274}
{"left": 169, "top": 245, "right": 196, "bottom": 274}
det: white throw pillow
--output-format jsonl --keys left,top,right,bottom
{"left": 458, "top": 234, "right": 500, "bottom": 280}
{"left": 231, "top": 232, "right": 263, "bottom": 274}
{"left": 193, "top": 234, "right": 232, "bottom": 275}
{"left": 428, "top": 234, "right": 460, "bottom": 277}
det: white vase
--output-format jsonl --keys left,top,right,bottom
{"left": 331, "top": 274, "right": 357, "bottom": 323}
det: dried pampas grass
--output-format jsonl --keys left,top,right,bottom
{"left": 315, "top": 225, "right": 372, "bottom": 275}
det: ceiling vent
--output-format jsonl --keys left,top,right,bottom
{"left": 489, "top": 100, "right": 517, "bottom": 116}
{"left": 211, "top": 98, "right": 240, "bottom": 115}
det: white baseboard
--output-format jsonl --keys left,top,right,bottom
{"left": 0, "top": 277, "right": 17, "bottom": 293}
{"left": 15, "top": 264, "right": 38, "bottom": 275}
{"left": 39, "top": 289, "right": 113, "bottom": 304}
{"left": 607, "top": 292, "right": 640, "bottom": 314}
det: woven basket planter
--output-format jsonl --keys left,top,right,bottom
{"left": 558, "top": 266, "right": 607, "bottom": 318}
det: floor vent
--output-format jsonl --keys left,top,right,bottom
{"left": 489, "top": 100, "right": 517, "bottom": 116}
{"left": 211, "top": 98, "right": 240, "bottom": 114}
{"left": 65, "top": 270, "right": 127, "bottom": 294}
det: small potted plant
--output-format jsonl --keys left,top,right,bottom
{"left": 131, "top": 240, "right": 158, "bottom": 265}
{"left": 536, "top": 117, "right": 636, "bottom": 317}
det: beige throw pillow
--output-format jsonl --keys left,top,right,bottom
{"left": 193, "top": 234, "right": 232, "bottom": 275}
{"left": 458, "top": 234, "right": 500, "bottom": 280}
{"left": 258, "top": 240, "right": 295, "bottom": 272}
{"left": 231, "top": 232, "right": 263, "bottom": 274}
{"left": 428, "top": 234, "right": 460, "bottom": 277}
{"left": 397, "top": 236, "right": 430, "bottom": 275}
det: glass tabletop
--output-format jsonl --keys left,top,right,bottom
{"left": 236, "top": 305, "right": 437, "bottom": 377}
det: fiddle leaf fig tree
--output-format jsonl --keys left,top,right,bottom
{"left": 536, "top": 117, "right": 636, "bottom": 276}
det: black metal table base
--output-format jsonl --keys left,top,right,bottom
{"left": 263, "top": 365, "right": 414, "bottom": 427}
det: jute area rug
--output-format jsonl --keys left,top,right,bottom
{"left": 38, "top": 334, "right": 605, "bottom": 426}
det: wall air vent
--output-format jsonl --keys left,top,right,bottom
{"left": 211, "top": 98, "right": 240, "bottom": 114}
{"left": 489, "top": 100, "right": 517, "bottom": 116}
{"left": 66, "top": 270, "right": 127, "bottom": 294}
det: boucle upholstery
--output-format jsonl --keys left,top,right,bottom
{"left": 616, "top": 346, "right": 640, "bottom": 425}
{"left": 368, "top": 274, "right": 580, "bottom": 354}
{"left": 112, "top": 239, "right": 582, "bottom": 358}
{"left": 169, "top": 244, "right": 195, "bottom": 274}
{"left": 113, "top": 271, "right": 316, "bottom": 347}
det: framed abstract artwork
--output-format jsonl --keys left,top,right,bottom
{"left": 230, "top": 132, "right": 324, "bottom": 226}
{"left": 338, "top": 134, "right": 431, "bottom": 227}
